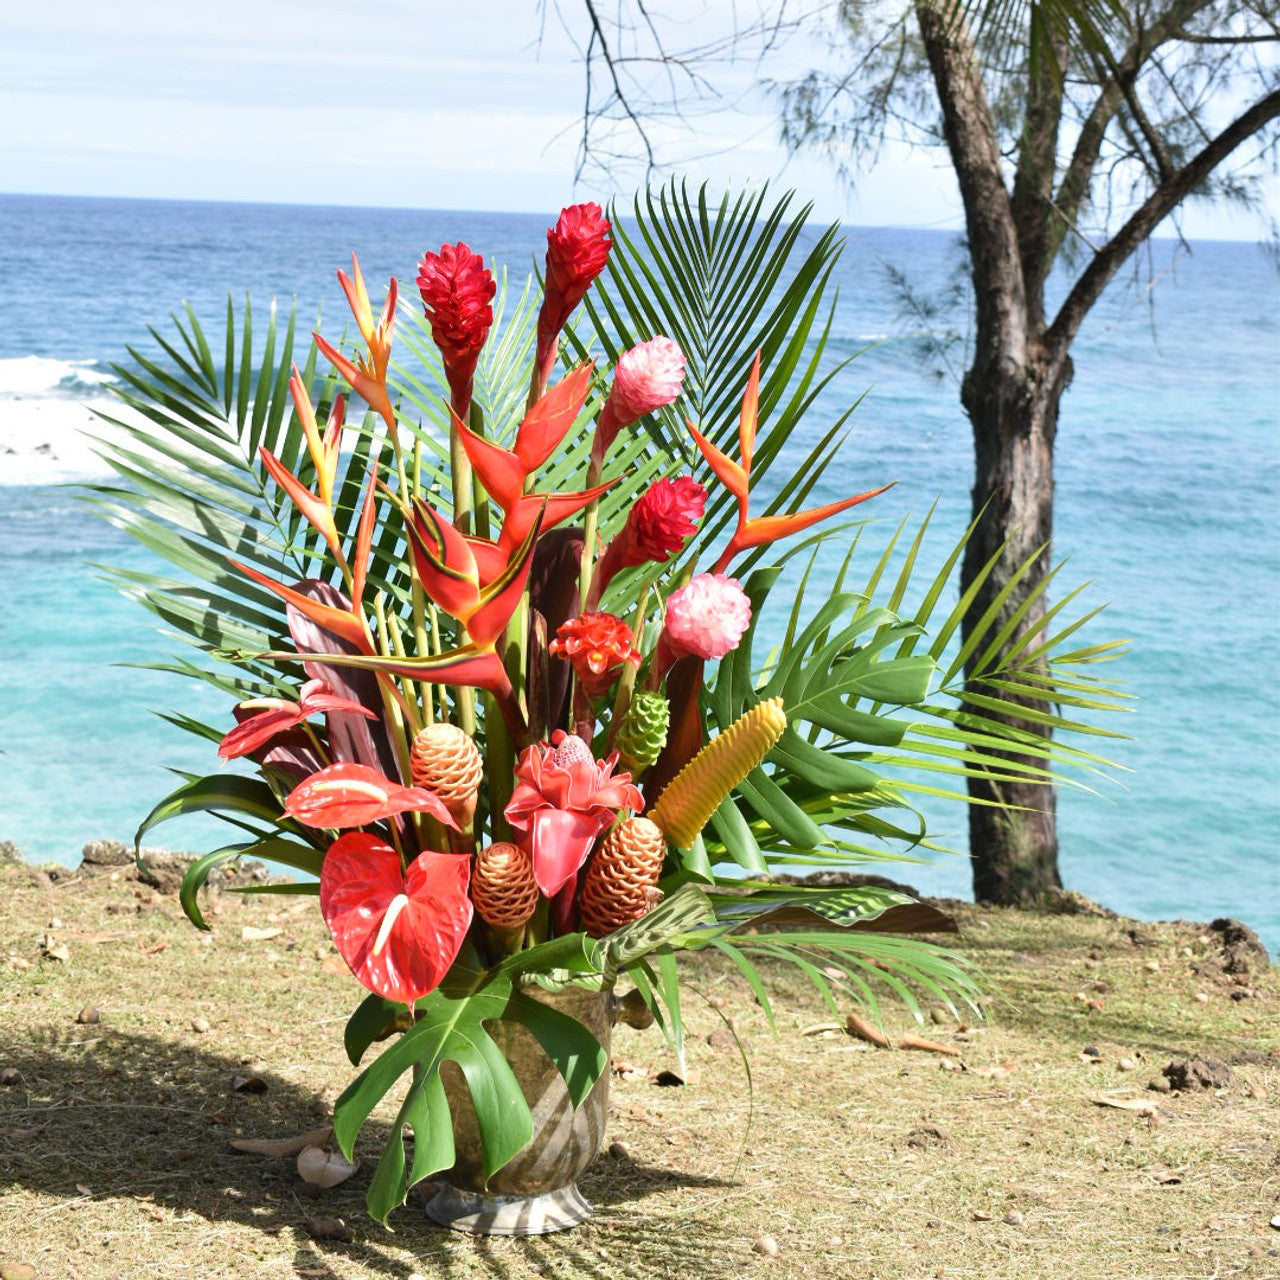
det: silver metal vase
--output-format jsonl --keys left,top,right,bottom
{"left": 424, "top": 982, "right": 613, "bottom": 1236}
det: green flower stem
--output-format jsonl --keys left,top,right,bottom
{"left": 411, "top": 435, "right": 430, "bottom": 722}
{"left": 577, "top": 457, "right": 604, "bottom": 614}
{"left": 469, "top": 402, "right": 491, "bottom": 543}
{"left": 449, "top": 396, "right": 477, "bottom": 737}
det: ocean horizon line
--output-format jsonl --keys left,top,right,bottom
{"left": 2, "top": 188, "right": 1269, "bottom": 250}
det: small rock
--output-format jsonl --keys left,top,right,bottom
{"left": 929, "top": 1007, "right": 948, "bottom": 1025}
{"left": 752, "top": 1235, "right": 779, "bottom": 1257}
{"left": 1163, "top": 1054, "right": 1233, "bottom": 1092}
{"left": 81, "top": 838, "right": 133, "bottom": 867}
{"left": 303, "top": 1215, "right": 353, "bottom": 1242}
{"left": 191, "top": 1017, "right": 211, "bottom": 1034}
{"left": 47, "top": 918, "right": 63, "bottom": 930}
{"left": 40, "top": 936, "right": 69, "bottom": 963}
{"left": 1081, "top": 1046, "right": 1101, "bottom": 1059}
{"left": 1, "top": 1263, "right": 38, "bottom": 1280}
{"left": 706, "top": 1027, "right": 737, "bottom": 1053}
{"left": 232, "top": 1073, "right": 269, "bottom": 1094}
{"left": 0, "top": 1068, "right": 21, "bottom": 1087}
{"left": 907, "top": 1124, "right": 956, "bottom": 1152}
{"left": 972, "top": 1210, "right": 993, "bottom": 1221}
{"left": 1194, "top": 992, "right": 1208, "bottom": 1003}
{"left": 1003, "top": 1210, "right": 1024, "bottom": 1225}
{"left": 1117, "top": 1057, "right": 1137, "bottom": 1072}
{"left": 1144, "top": 960, "right": 1160, "bottom": 973}
{"left": 654, "top": 1067, "right": 699, "bottom": 1087}
{"left": 1269, "top": 1214, "right": 1280, "bottom": 1230}
{"left": 76, "top": 1004, "right": 100, "bottom": 1026}
{"left": 1148, "top": 1076, "right": 1173, "bottom": 1094}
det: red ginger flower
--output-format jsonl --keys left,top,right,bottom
{"left": 592, "top": 337, "right": 686, "bottom": 467}
{"left": 595, "top": 477, "right": 706, "bottom": 601}
{"left": 535, "top": 203, "right": 612, "bottom": 380}
{"left": 416, "top": 242, "right": 495, "bottom": 420}
{"left": 505, "top": 731, "right": 642, "bottom": 897}
{"left": 549, "top": 612, "right": 642, "bottom": 697}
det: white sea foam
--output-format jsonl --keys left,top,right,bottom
{"left": 0, "top": 357, "right": 123, "bottom": 485}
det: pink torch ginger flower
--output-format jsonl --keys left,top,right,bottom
{"left": 664, "top": 572, "right": 752, "bottom": 661}
{"left": 592, "top": 337, "right": 686, "bottom": 467}
{"left": 416, "top": 243, "right": 496, "bottom": 422}
{"left": 534, "top": 203, "right": 613, "bottom": 387}
{"left": 505, "top": 731, "right": 643, "bottom": 897}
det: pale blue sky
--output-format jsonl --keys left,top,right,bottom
{"left": 2, "top": 0, "right": 1272, "bottom": 239}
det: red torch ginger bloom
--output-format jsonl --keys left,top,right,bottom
{"left": 594, "top": 477, "right": 706, "bottom": 602}
{"left": 320, "top": 833, "right": 473, "bottom": 1005}
{"left": 663, "top": 572, "right": 753, "bottom": 661}
{"left": 592, "top": 337, "right": 686, "bottom": 467}
{"left": 534, "top": 203, "right": 612, "bottom": 387}
{"left": 218, "top": 678, "right": 374, "bottom": 761}
{"left": 416, "top": 242, "right": 496, "bottom": 420}
{"left": 549, "top": 612, "right": 642, "bottom": 697}
{"left": 505, "top": 731, "right": 643, "bottom": 897}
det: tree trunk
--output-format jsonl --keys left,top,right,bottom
{"left": 959, "top": 345, "right": 1072, "bottom": 903}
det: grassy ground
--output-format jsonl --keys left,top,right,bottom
{"left": 0, "top": 855, "right": 1276, "bottom": 1280}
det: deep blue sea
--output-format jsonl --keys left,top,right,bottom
{"left": 1, "top": 193, "right": 1277, "bottom": 951}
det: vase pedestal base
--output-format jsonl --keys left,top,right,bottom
{"left": 424, "top": 1183, "right": 593, "bottom": 1236}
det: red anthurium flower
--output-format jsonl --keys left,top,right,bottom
{"left": 416, "top": 242, "right": 496, "bottom": 423}
{"left": 259, "top": 373, "right": 346, "bottom": 561}
{"left": 689, "top": 352, "right": 894, "bottom": 573}
{"left": 549, "top": 612, "right": 642, "bottom": 697}
{"left": 594, "top": 476, "right": 706, "bottom": 599}
{"left": 534, "top": 204, "right": 612, "bottom": 387}
{"left": 313, "top": 254, "right": 399, "bottom": 436}
{"left": 591, "top": 337, "right": 686, "bottom": 467}
{"left": 218, "top": 678, "right": 374, "bottom": 760}
{"left": 320, "top": 833, "right": 473, "bottom": 1004}
{"left": 505, "top": 731, "right": 642, "bottom": 896}
{"left": 284, "top": 762, "right": 457, "bottom": 831}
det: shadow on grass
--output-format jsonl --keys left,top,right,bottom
{"left": 0, "top": 1024, "right": 733, "bottom": 1278}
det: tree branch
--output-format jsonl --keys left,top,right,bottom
{"left": 1046, "top": 88, "right": 1280, "bottom": 356}
{"left": 916, "top": 0, "right": 1028, "bottom": 362}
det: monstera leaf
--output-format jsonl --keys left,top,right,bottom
{"left": 333, "top": 964, "right": 609, "bottom": 1223}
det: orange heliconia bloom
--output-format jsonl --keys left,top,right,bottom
{"left": 687, "top": 352, "right": 894, "bottom": 573}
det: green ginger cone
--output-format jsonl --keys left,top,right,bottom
{"left": 616, "top": 690, "right": 670, "bottom": 775}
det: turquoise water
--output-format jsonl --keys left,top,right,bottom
{"left": 1, "top": 193, "right": 1277, "bottom": 951}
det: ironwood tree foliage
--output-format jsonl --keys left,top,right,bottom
{"left": 557, "top": 0, "right": 1280, "bottom": 903}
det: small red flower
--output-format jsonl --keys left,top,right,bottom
{"left": 218, "top": 678, "right": 374, "bottom": 761}
{"left": 320, "top": 833, "right": 473, "bottom": 1004}
{"left": 549, "top": 612, "right": 642, "bottom": 697}
{"left": 535, "top": 204, "right": 612, "bottom": 373}
{"left": 416, "top": 242, "right": 496, "bottom": 418}
{"left": 505, "top": 732, "right": 642, "bottom": 896}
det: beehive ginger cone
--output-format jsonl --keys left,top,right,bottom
{"left": 472, "top": 842, "right": 540, "bottom": 931}
{"left": 410, "top": 723, "right": 483, "bottom": 830}
{"left": 579, "top": 816, "right": 667, "bottom": 938}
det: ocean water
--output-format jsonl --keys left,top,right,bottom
{"left": 1, "top": 193, "right": 1277, "bottom": 951}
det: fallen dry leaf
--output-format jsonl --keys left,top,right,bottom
{"left": 898, "top": 1034, "right": 961, "bottom": 1057}
{"left": 1093, "top": 1095, "right": 1159, "bottom": 1116}
{"left": 141, "top": 940, "right": 168, "bottom": 955}
{"left": 241, "top": 926, "right": 283, "bottom": 942}
{"left": 230, "top": 1126, "right": 333, "bottom": 1157}
{"left": 844, "top": 1012, "right": 890, "bottom": 1048}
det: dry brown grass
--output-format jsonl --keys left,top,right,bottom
{"left": 0, "top": 858, "right": 1276, "bottom": 1280}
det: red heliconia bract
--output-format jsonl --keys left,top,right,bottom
{"left": 320, "top": 833, "right": 473, "bottom": 1005}
{"left": 504, "top": 731, "right": 642, "bottom": 897}
{"left": 416, "top": 242, "right": 496, "bottom": 421}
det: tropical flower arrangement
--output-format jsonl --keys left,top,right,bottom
{"left": 99, "top": 185, "right": 1123, "bottom": 1232}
